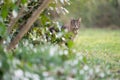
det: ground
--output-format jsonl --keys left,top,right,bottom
{"left": 73, "top": 28, "right": 120, "bottom": 72}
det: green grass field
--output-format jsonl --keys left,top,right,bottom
{"left": 74, "top": 28, "right": 120, "bottom": 71}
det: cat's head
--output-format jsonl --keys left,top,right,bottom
{"left": 70, "top": 18, "right": 81, "bottom": 34}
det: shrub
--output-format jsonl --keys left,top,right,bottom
{"left": 0, "top": 41, "right": 119, "bottom": 80}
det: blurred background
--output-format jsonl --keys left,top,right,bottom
{"left": 59, "top": 0, "right": 120, "bottom": 29}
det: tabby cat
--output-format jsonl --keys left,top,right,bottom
{"left": 48, "top": 18, "right": 81, "bottom": 41}
{"left": 62, "top": 18, "right": 81, "bottom": 35}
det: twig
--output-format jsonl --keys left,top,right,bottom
{"left": 7, "top": 0, "right": 52, "bottom": 50}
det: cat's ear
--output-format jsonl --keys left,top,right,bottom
{"left": 78, "top": 18, "right": 81, "bottom": 22}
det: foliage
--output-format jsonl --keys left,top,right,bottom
{"left": 65, "top": 0, "right": 120, "bottom": 27}
{"left": 0, "top": 0, "right": 120, "bottom": 80}
{"left": 0, "top": 41, "right": 119, "bottom": 80}
{"left": 0, "top": 0, "right": 71, "bottom": 49}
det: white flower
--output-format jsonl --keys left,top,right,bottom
{"left": 24, "top": 40, "right": 29, "bottom": 46}
{"left": 72, "top": 60, "right": 78, "bottom": 66}
{"left": 99, "top": 72, "right": 105, "bottom": 78}
{"left": 29, "top": 44, "right": 33, "bottom": 49}
{"left": 25, "top": 71, "right": 32, "bottom": 78}
{"left": 59, "top": 50, "right": 64, "bottom": 55}
{"left": 12, "top": 10, "right": 18, "bottom": 18}
{"left": 65, "top": 0, "right": 70, "bottom": 5}
{"left": 63, "top": 8, "right": 69, "bottom": 14}
{"left": 64, "top": 50, "right": 68, "bottom": 55}
{"left": 49, "top": 46, "right": 57, "bottom": 56}
{"left": 22, "top": 77, "right": 29, "bottom": 80}
{"left": 42, "top": 72, "right": 50, "bottom": 77}
{"left": 44, "top": 77, "right": 54, "bottom": 80}
{"left": 79, "top": 55, "right": 83, "bottom": 61}
{"left": 12, "top": 0, "right": 16, "bottom": 3}
{"left": 14, "top": 69, "right": 24, "bottom": 78}
{"left": 49, "top": 7, "right": 54, "bottom": 10}
{"left": 3, "top": 40, "right": 6, "bottom": 44}
{"left": 56, "top": 33, "right": 63, "bottom": 38}
{"left": 89, "top": 69, "right": 94, "bottom": 75}
{"left": 33, "top": 48, "right": 37, "bottom": 53}
{"left": 60, "top": 0, "right": 64, "bottom": 4}
{"left": 32, "top": 74, "right": 40, "bottom": 80}
{"left": 79, "top": 70, "right": 84, "bottom": 74}
{"left": 66, "top": 77, "right": 75, "bottom": 80}
{"left": 83, "top": 65, "right": 89, "bottom": 71}
{"left": 62, "top": 37, "right": 66, "bottom": 41}
{"left": 71, "top": 69, "right": 77, "bottom": 74}
{"left": 55, "top": 8, "right": 60, "bottom": 14}
{"left": 25, "top": 72, "right": 40, "bottom": 80}
{"left": 95, "top": 67, "right": 100, "bottom": 73}
{"left": 54, "top": 0, "right": 58, "bottom": 3}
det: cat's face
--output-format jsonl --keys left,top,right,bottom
{"left": 70, "top": 18, "right": 81, "bottom": 34}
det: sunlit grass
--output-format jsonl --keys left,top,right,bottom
{"left": 73, "top": 28, "right": 120, "bottom": 71}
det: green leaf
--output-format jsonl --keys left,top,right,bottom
{"left": 1, "top": 5, "right": 9, "bottom": 19}
{"left": 0, "top": 22, "right": 7, "bottom": 38}
{"left": 83, "top": 56, "right": 87, "bottom": 63}
{"left": 67, "top": 40, "right": 73, "bottom": 48}
{"left": 21, "top": 0, "right": 27, "bottom": 4}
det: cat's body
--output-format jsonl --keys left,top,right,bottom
{"left": 50, "top": 18, "right": 81, "bottom": 34}
{"left": 49, "top": 18, "right": 81, "bottom": 40}
{"left": 33, "top": 18, "right": 81, "bottom": 45}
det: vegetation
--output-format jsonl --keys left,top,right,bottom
{"left": 0, "top": 0, "right": 120, "bottom": 80}
{"left": 63, "top": 0, "right": 120, "bottom": 27}
{"left": 74, "top": 28, "right": 120, "bottom": 70}
{"left": 0, "top": 28, "right": 120, "bottom": 80}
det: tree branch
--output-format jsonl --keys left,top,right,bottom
{"left": 0, "top": 0, "right": 23, "bottom": 44}
{"left": 7, "top": 0, "right": 22, "bottom": 34}
{"left": 7, "top": 7, "right": 24, "bottom": 34}
{"left": 7, "top": 0, "right": 52, "bottom": 50}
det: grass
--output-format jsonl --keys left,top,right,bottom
{"left": 1, "top": 28, "right": 119, "bottom": 79}
{"left": 73, "top": 28, "right": 120, "bottom": 71}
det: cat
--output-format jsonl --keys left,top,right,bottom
{"left": 48, "top": 18, "right": 81, "bottom": 41}
{"left": 32, "top": 18, "right": 81, "bottom": 45}
{"left": 62, "top": 18, "right": 81, "bottom": 34}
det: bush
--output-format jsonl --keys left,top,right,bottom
{"left": 0, "top": 41, "right": 119, "bottom": 80}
